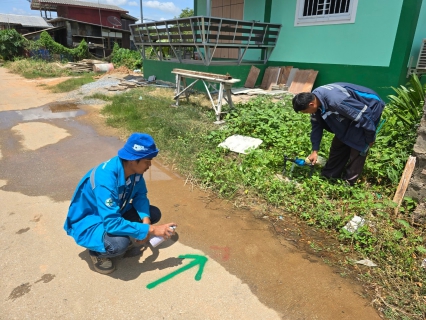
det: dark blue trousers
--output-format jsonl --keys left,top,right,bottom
{"left": 90, "top": 205, "right": 161, "bottom": 257}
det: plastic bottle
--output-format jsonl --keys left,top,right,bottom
{"left": 149, "top": 225, "right": 176, "bottom": 248}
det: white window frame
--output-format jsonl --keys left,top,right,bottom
{"left": 294, "top": 0, "right": 358, "bottom": 27}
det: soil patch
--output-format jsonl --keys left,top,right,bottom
{"left": 48, "top": 101, "right": 80, "bottom": 113}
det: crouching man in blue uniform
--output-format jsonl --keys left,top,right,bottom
{"left": 64, "top": 133, "right": 176, "bottom": 274}
{"left": 292, "top": 83, "right": 385, "bottom": 185}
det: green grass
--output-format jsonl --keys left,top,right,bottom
{"left": 95, "top": 87, "right": 216, "bottom": 171}
{"left": 49, "top": 73, "right": 95, "bottom": 92}
{"left": 93, "top": 82, "right": 426, "bottom": 320}
{"left": 5, "top": 59, "right": 79, "bottom": 78}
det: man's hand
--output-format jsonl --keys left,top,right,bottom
{"left": 149, "top": 223, "right": 177, "bottom": 240}
{"left": 308, "top": 151, "right": 318, "bottom": 164}
{"left": 133, "top": 217, "right": 153, "bottom": 244}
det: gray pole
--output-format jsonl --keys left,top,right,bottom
{"left": 140, "top": 0, "right": 143, "bottom": 22}
{"left": 206, "top": 0, "right": 211, "bottom": 16}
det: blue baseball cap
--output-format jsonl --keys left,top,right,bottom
{"left": 118, "top": 133, "right": 159, "bottom": 160}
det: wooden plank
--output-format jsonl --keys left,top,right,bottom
{"left": 231, "top": 3, "right": 243, "bottom": 19}
{"left": 267, "top": 67, "right": 281, "bottom": 91}
{"left": 393, "top": 156, "right": 417, "bottom": 215}
{"left": 260, "top": 67, "right": 272, "bottom": 90}
{"left": 301, "top": 70, "right": 318, "bottom": 92}
{"left": 232, "top": 87, "right": 264, "bottom": 94}
{"left": 223, "top": 5, "right": 231, "bottom": 18}
{"left": 285, "top": 67, "right": 299, "bottom": 88}
{"left": 288, "top": 69, "right": 309, "bottom": 94}
{"left": 244, "top": 66, "right": 260, "bottom": 88}
{"left": 212, "top": 0, "right": 223, "bottom": 7}
{"left": 279, "top": 66, "right": 293, "bottom": 85}
{"left": 277, "top": 67, "right": 285, "bottom": 84}
{"left": 172, "top": 69, "right": 232, "bottom": 80}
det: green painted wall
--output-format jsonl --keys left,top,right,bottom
{"left": 266, "top": 0, "right": 423, "bottom": 99}
{"left": 150, "top": 0, "right": 422, "bottom": 100}
{"left": 144, "top": 60, "right": 268, "bottom": 91}
{"left": 195, "top": 0, "right": 207, "bottom": 15}
{"left": 270, "top": 0, "right": 402, "bottom": 67}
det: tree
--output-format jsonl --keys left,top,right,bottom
{"left": 176, "top": 8, "right": 194, "bottom": 19}
{"left": 0, "top": 29, "right": 25, "bottom": 60}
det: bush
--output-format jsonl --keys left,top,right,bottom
{"left": 111, "top": 43, "right": 142, "bottom": 70}
{"left": 365, "top": 74, "right": 426, "bottom": 184}
{"left": 0, "top": 29, "right": 25, "bottom": 60}
{"left": 25, "top": 31, "right": 89, "bottom": 61}
{"left": 40, "top": 31, "right": 88, "bottom": 60}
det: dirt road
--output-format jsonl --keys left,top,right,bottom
{"left": 0, "top": 67, "right": 382, "bottom": 319}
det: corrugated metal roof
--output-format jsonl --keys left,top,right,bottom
{"left": 121, "top": 13, "right": 139, "bottom": 21}
{"left": 31, "top": 0, "right": 127, "bottom": 12}
{"left": 0, "top": 14, "right": 52, "bottom": 28}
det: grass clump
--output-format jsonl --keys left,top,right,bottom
{"left": 5, "top": 59, "right": 74, "bottom": 78}
{"left": 97, "top": 87, "right": 216, "bottom": 170}
{"left": 99, "top": 77, "right": 426, "bottom": 319}
{"left": 49, "top": 73, "right": 95, "bottom": 92}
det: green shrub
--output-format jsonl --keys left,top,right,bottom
{"left": 25, "top": 31, "right": 89, "bottom": 61}
{"left": 365, "top": 74, "right": 426, "bottom": 184}
{"left": 111, "top": 43, "right": 142, "bottom": 70}
{"left": 0, "top": 29, "right": 25, "bottom": 60}
{"left": 40, "top": 31, "right": 88, "bottom": 60}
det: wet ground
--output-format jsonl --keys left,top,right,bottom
{"left": 0, "top": 67, "right": 382, "bottom": 319}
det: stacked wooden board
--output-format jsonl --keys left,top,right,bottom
{"left": 63, "top": 59, "right": 105, "bottom": 73}
{"left": 245, "top": 66, "right": 318, "bottom": 94}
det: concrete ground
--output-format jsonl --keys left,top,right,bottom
{"left": 0, "top": 67, "right": 382, "bottom": 319}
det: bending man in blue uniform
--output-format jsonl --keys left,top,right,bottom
{"left": 292, "top": 83, "right": 385, "bottom": 185}
{"left": 64, "top": 133, "right": 176, "bottom": 274}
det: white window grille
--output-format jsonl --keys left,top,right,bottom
{"left": 294, "top": 0, "right": 358, "bottom": 26}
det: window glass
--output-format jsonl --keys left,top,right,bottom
{"left": 295, "top": 0, "right": 358, "bottom": 26}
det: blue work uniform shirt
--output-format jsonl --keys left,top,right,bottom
{"left": 64, "top": 156, "right": 150, "bottom": 252}
{"left": 310, "top": 83, "right": 385, "bottom": 152}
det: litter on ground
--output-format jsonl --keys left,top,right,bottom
{"left": 343, "top": 215, "right": 366, "bottom": 233}
{"left": 355, "top": 259, "right": 377, "bottom": 267}
{"left": 218, "top": 134, "right": 263, "bottom": 154}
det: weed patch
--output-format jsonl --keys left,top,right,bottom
{"left": 95, "top": 87, "right": 216, "bottom": 171}
{"left": 99, "top": 80, "right": 426, "bottom": 319}
{"left": 5, "top": 59, "right": 75, "bottom": 78}
{"left": 49, "top": 73, "right": 95, "bottom": 92}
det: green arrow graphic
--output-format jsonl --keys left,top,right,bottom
{"left": 146, "top": 254, "right": 208, "bottom": 289}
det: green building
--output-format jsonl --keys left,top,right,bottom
{"left": 140, "top": 0, "right": 425, "bottom": 99}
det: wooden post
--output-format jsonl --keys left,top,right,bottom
{"left": 393, "top": 156, "right": 416, "bottom": 215}
{"left": 182, "top": 77, "right": 189, "bottom": 103}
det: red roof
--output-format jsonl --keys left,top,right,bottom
{"left": 30, "top": 0, "right": 127, "bottom": 13}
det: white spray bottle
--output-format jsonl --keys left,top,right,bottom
{"left": 149, "top": 225, "right": 176, "bottom": 248}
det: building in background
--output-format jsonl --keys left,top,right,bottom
{"left": 30, "top": 0, "right": 138, "bottom": 56}
{"left": 0, "top": 13, "right": 52, "bottom": 34}
{"left": 138, "top": 0, "right": 425, "bottom": 99}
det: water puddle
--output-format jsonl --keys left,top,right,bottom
{"left": 16, "top": 101, "right": 85, "bottom": 121}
